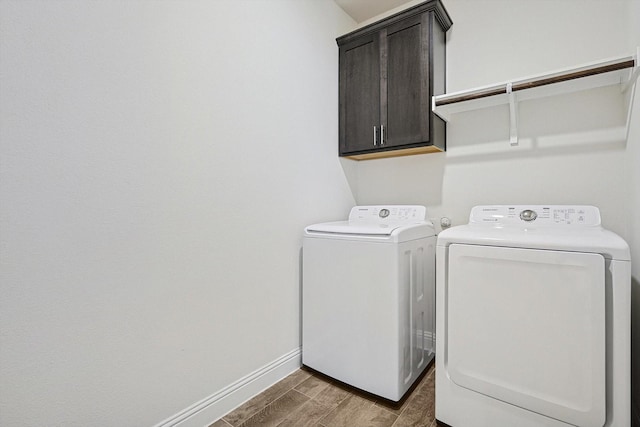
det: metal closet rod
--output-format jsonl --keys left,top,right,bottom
{"left": 435, "top": 59, "right": 636, "bottom": 107}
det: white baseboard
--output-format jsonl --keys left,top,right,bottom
{"left": 153, "top": 347, "right": 302, "bottom": 427}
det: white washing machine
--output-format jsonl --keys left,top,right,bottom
{"left": 302, "top": 205, "right": 436, "bottom": 402}
{"left": 436, "top": 205, "right": 631, "bottom": 427}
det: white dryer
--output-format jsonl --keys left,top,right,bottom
{"left": 436, "top": 205, "right": 630, "bottom": 427}
{"left": 302, "top": 205, "right": 436, "bottom": 402}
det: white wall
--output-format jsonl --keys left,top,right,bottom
{"left": 353, "top": 0, "right": 639, "bottom": 423}
{"left": 2, "top": 0, "right": 638, "bottom": 424}
{"left": 626, "top": 0, "right": 640, "bottom": 423}
{"left": 0, "top": 1, "right": 355, "bottom": 425}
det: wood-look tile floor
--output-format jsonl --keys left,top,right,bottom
{"left": 210, "top": 362, "right": 436, "bottom": 427}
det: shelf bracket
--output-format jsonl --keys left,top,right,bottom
{"left": 623, "top": 47, "right": 639, "bottom": 142}
{"left": 621, "top": 47, "right": 640, "bottom": 94}
{"left": 507, "top": 82, "right": 518, "bottom": 146}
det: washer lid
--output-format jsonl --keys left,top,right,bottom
{"left": 438, "top": 205, "right": 630, "bottom": 260}
{"left": 304, "top": 205, "right": 435, "bottom": 241}
{"left": 306, "top": 221, "right": 403, "bottom": 236}
{"left": 305, "top": 221, "right": 435, "bottom": 242}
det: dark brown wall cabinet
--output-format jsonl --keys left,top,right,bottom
{"left": 337, "top": 0, "right": 452, "bottom": 160}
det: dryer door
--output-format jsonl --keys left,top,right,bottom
{"left": 446, "top": 244, "right": 605, "bottom": 427}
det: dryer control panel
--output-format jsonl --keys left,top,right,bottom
{"left": 469, "top": 205, "right": 601, "bottom": 227}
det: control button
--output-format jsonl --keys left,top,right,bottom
{"left": 379, "top": 209, "right": 390, "bottom": 218}
{"left": 520, "top": 209, "right": 538, "bottom": 222}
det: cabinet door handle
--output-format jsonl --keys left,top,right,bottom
{"left": 373, "top": 126, "right": 377, "bottom": 146}
{"left": 381, "top": 125, "right": 385, "bottom": 146}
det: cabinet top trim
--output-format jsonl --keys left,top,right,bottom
{"left": 336, "top": 0, "right": 452, "bottom": 46}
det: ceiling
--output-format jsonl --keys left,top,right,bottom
{"left": 334, "top": 0, "right": 414, "bottom": 23}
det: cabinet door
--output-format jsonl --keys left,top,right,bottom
{"left": 339, "top": 34, "right": 380, "bottom": 155}
{"left": 382, "top": 14, "right": 430, "bottom": 148}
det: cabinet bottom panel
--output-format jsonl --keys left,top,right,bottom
{"left": 343, "top": 145, "right": 443, "bottom": 160}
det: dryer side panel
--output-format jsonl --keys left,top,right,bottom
{"left": 446, "top": 244, "right": 605, "bottom": 427}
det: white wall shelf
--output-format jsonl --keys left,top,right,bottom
{"left": 432, "top": 51, "right": 639, "bottom": 145}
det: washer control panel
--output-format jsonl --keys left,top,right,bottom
{"left": 469, "top": 205, "right": 601, "bottom": 227}
{"left": 348, "top": 205, "right": 427, "bottom": 224}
